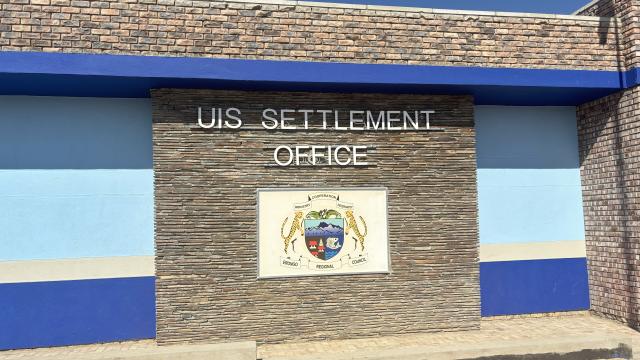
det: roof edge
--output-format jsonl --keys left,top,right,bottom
{"left": 572, "top": 0, "right": 601, "bottom": 15}
{"left": 226, "top": 0, "right": 613, "bottom": 22}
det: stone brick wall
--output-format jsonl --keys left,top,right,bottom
{"left": 578, "top": 0, "right": 639, "bottom": 69}
{"left": 0, "top": 0, "right": 620, "bottom": 70}
{"left": 152, "top": 89, "right": 479, "bottom": 344}
{"left": 578, "top": 0, "right": 620, "bottom": 17}
{"left": 578, "top": 86, "right": 640, "bottom": 330}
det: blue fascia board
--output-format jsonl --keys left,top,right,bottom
{"left": 0, "top": 51, "right": 629, "bottom": 105}
{"left": 0, "top": 73, "right": 618, "bottom": 105}
{"left": 0, "top": 51, "right": 622, "bottom": 88}
{"left": 622, "top": 67, "right": 640, "bottom": 88}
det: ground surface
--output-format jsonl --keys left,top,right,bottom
{"left": 259, "top": 312, "right": 640, "bottom": 359}
{"left": 1, "top": 312, "right": 638, "bottom": 359}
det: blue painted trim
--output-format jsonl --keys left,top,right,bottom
{"left": 0, "top": 277, "right": 156, "bottom": 350}
{"left": 480, "top": 258, "right": 590, "bottom": 316}
{"left": 623, "top": 67, "right": 640, "bottom": 88}
{"left": 0, "top": 51, "right": 622, "bottom": 88}
{"left": 0, "top": 51, "right": 627, "bottom": 105}
{"left": 0, "top": 74, "right": 619, "bottom": 105}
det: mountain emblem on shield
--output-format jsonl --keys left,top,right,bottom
{"left": 304, "top": 218, "right": 345, "bottom": 261}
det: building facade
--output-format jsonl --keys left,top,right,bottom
{"left": 0, "top": 0, "right": 638, "bottom": 350}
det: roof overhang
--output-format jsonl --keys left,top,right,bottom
{"left": 0, "top": 51, "right": 633, "bottom": 106}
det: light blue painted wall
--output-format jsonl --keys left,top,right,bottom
{"left": 0, "top": 96, "right": 153, "bottom": 261}
{"left": 476, "top": 106, "right": 585, "bottom": 244}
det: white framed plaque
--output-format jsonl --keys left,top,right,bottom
{"left": 257, "top": 188, "right": 390, "bottom": 278}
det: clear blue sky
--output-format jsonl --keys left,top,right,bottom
{"left": 309, "top": 0, "right": 592, "bottom": 14}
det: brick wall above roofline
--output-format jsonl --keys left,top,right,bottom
{"left": 235, "top": 0, "right": 612, "bottom": 21}
{"left": 578, "top": 85, "right": 640, "bottom": 330}
{"left": 575, "top": 0, "right": 611, "bottom": 16}
{"left": 0, "top": 0, "right": 623, "bottom": 71}
{"left": 576, "top": 0, "right": 640, "bottom": 69}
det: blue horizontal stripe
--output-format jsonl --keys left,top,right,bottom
{"left": 623, "top": 67, "right": 640, "bottom": 88}
{"left": 480, "top": 258, "right": 590, "bottom": 316}
{"left": 0, "top": 51, "right": 627, "bottom": 105}
{"left": 0, "top": 51, "right": 622, "bottom": 88}
{"left": 477, "top": 169, "right": 585, "bottom": 244}
{"left": 0, "top": 195, "right": 153, "bottom": 259}
{"left": 0, "top": 170, "right": 154, "bottom": 261}
{"left": 0, "top": 74, "right": 619, "bottom": 106}
{"left": 475, "top": 106, "right": 580, "bottom": 169}
{"left": 0, "top": 96, "right": 152, "bottom": 169}
{"left": 0, "top": 277, "right": 156, "bottom": 350}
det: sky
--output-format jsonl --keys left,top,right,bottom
{"left": 308, "top": 0, "right": 593, "bottom": 14}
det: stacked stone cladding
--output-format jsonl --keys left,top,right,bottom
{"left": 0, "top": 0, "right": 621, "bottom": 70}
{"left": 152, "top": 89, "right": 479, "bottom": 344}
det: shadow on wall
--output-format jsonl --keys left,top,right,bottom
{"left": 0, "top": 96, "right": 152, "bottom": 169}
{"left": 595, "top": 0, "right": 624, "bottom": 82}
{"left": 476, "top": 106, "right": 581, "bottom": 169}
{"left": 579, "top": 0, "right": 639, "bottom": 329}
{"left": 597, "top": 0, "right": 617, "bottom": 44}
{"left": 578, "top": 90, "right": 640, "bottom": 330}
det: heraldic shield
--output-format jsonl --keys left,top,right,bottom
{"left": 304, "top": 218, "right": 345, "bottom": 261}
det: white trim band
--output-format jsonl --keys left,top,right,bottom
{"left": 480, "top": 240, "right": 586, "bottom": 263}
{"left": 224, "top": 0, "right": 613, "bottom": 22}
{"left": 0, "top": 256, "right": 155, "bottom": 283}
{"left": 573, "top": 0, "right": 601, "bottom": 15}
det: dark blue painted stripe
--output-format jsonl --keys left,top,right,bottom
{"left": 0, "top": 73, "right": 619, "bottom": 106}
{"left": 623, "top": 67, "right": 640, "bottom": 88}
{"left": 0, "top": 51, "right": 627, "bottom": 105}
{"left": 480, "top": 258, "right": 590, "bottom": 317}
{"left": 0, "top": 277, "right": 156, "bottom": 350}
{"left": 0, "top": 51, "right": 622, "bottom": 88}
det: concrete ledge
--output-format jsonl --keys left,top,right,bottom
{"left": 479, "top": 240, "right": 586, "bottom": 262}
{"left": 0, "top": 256, "right": 156, "bottom": 283}
{"left": 260, "top": 335, "right": 633, "bottom": 360}
{"left": 573, "top": 0, "right": 600, "bottom": 15}
{"left": 224, "top": 0, "right": 614, "bottom": 22}
{"left": 67, "top": 341, "right": 256, "bottom": 360}
{"left": 297, "top": 0, "right": 366, "bottom": 9}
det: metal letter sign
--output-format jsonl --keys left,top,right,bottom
{"left": 257, "top": 188, "right": 390, "bottom": 278}
{"left": 197, "top": 107, "right": 441, "bottom": 167}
